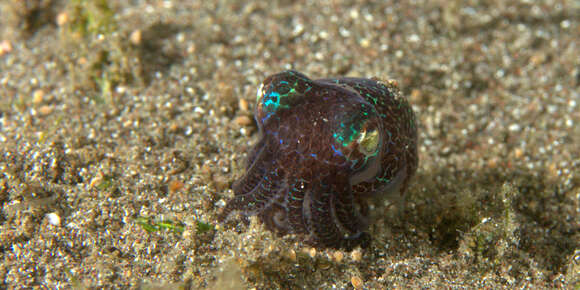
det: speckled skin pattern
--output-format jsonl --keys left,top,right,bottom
{"left": 219, "top": 70, "right": 418, "bottom": 249}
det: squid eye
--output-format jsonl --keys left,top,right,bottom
{"left": 357, "top": 128, "right": 380, "bottom": 156}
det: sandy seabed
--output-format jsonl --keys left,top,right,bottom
{"left": 0, "top": 0, "right": 578, "bottom": 288}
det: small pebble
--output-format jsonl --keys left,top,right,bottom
{"left": 168, "top": 123, "right": 180, "bottom": 133}
{"left": 77, "top": 57, "right": 87, "bottom": 65}
{"left": 187, "top": 44, "right": 196, "bottom": 54}
{"left": 508, "top": 123, "right": 521, "bottom": 132}
{"left": 122, "top": 119, "right": 133, "bottom": 128}
{"left": 89, "top": 174, "right": 103, "bottom": 188}
{"left": 359, "top": 38, "right": 370, "bottom": 48}
{"left": 287, "top": 249, "right": 297, "bottom": 262}
{"left": 302, "top": 247, "right": 317, "bottom": 258}
{"left": 529, "top": 53, "right": 546, "bottom": 66}
{"left": 548, "top": 163, "right": 559, "bottom": 178}
{"left": 234, "top": 115, "right": 252, "bottom": 126}
{"left": 130, "top": 30, "right": 142, "bottom": 45}
{"left": 513, "top": 148, "right": 524, "bottom": 159}
{"left": 38, "top": 105, "right": 54, "bottom": 115}
{"left": 193, "top": 107, "right": 205, "bottom": 114}
{"left": 351, "top": 276, "right": 363, "bottom": 289}
{"left": 308, "top": 247, "right": 317, "bottom": 258}
{"left": 56, "top": 12, "right": 69, "bottom": 26}
{"left": 33, "top": 89, "right": 45, "bottom": 104}
{"left": 487, "top": 158, "right": 498, "bottom": 168}
{"left": 0, "top": 40, "right": 12, "bottom": 56}
{"left": 168, "top": 179, "right": 184, "bottom": 194}
{"left": 46, "top": 213, "right": 61, "bottom": 226}
{"left": 238, "top": 98, "right": 249, "bottom": 112}
{"left": 351, "top": 249, "right": 362, "bottom": 261}
{"left": 332, "top": 251, "right": 344, "bottom": 263}
{"left": 410, "top": 88, "right": 422, "bottom": 103}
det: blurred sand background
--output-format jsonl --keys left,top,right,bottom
{"left": 0, "top": 0, "right": 578, "bottom": 288}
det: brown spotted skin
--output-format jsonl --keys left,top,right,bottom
{"left": 219, "top": 70, "right": 417, "bottom": 250}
